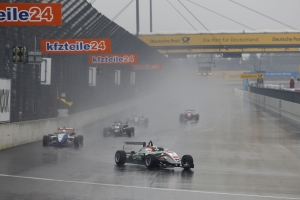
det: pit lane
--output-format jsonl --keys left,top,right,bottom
{"left": 0, "top": 80, "right": 300, "bottom": 200}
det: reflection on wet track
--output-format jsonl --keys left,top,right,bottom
{"left": 0, "top": 81, "right": 300, "bottom": 200}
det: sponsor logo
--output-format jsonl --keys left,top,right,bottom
{"left": 89, "top": 54, "right": 138, "bottom": 64}
{"left": 130, "top": 64, "right": 162, "bottom": 70}
{"left": 0, "top": 89, "right": 10, "bottom": 113}
{"left": 41, "top": 39, "right": 111, "bottom": 54}
{"left": 181, "top": 36, "right": 190, "bottom": 44}
{"left": 0, "top": 3, "right": 62, "bottom": 26}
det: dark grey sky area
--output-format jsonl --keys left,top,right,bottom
{"left": 91, "top": 0, "right": 300, "bottom": 33}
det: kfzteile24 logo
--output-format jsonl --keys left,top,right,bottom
{"left": 0, "top": 3, "right": 62, "bottom": 26}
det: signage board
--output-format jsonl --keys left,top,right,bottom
{"left": 89, "top": 54, "right": 138, "bottom": 64}
{"left": 40, "top": 38, "right": 111, "bottom": 54}
{"left": 131, "top": 64, "right": 162, "bottom": 70}
{"left": 140, "top": 33, "right": 300, "bottom": 47}
{"left": 0, "top": 3, "right": 62, "bottom": 26}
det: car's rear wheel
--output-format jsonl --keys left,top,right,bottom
{"left": 115, "top": 150, "right": 126, "bottom": 165}
{"left": 181, "top": 155, "right": 194, "bottom": 169}
{"left": 74, "top": 136, "right": 80, "bottom": 148}
{"left": 130, "top": 127, "right": 135, "bottom": 136}
{"left": 145, "top": 154, "right": 158, "bottom": 168}
{"left": 127, "top": 129, "right": 131, "bottom": 137}
{"left": 78, "top": 135, "right": 83, "bottom": 147}
{"left": 42, "top": 135, "right": 49, "bottom": 147}
{"left": 196, "top": 114, "right": 199, "bottom": 122}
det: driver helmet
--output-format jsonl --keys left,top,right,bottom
{"left": 152, "top": 146, "right": 158, "bottom": 151}
{"left": 62, "top": 130, "right": 66, "bottom": 133}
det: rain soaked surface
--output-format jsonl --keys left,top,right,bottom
{"left": 0, "top": 76, "right": 300, "bottom": 200}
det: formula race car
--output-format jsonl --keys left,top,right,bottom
{"left": 127, "top": 113, "right": 149, "bottom": 128}
{"left": 115, "top": 140, "right": 194, "bottom": 169}
{"left": 103, "top": 121, "right": 135, "bottom": 138}
{"left": 42, "top": 127, "right": 83, "bottom": 148}
{"left": 179, "top": 110, "right": 199, "bottom": 124}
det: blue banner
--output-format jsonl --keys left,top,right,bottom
{"left": 244, "top": 72, "right": 299, "bottom": 76}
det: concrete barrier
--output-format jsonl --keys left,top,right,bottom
{"left": 0, "top": 95, "right": 147, "bottom": 150}
{"left": 234, "top": 88, "right": 300, "bottom": 120}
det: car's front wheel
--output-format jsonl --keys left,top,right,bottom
{"left": 181, "top": 155, "right": 194, "bottom": 169}
{"left": 145, "top": 154, "right": 158, "bottom": 168}
{"left": 42, "top": 135, "right": 49, "bottom": 147}
{"left": 115, "top": 150, "right": 126, "bottom": 165}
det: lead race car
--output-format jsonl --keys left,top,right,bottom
{"left": 42, "top": 127, "right": 83, "bottom": 148}
{"left": 115, "top": 140, "right": 194, "bottom": 169}
{"left": 103, "top": 121, "right": 135, "bottom": 138}
{"left": 180, "top": 110, "right": 199, "bottom": 124}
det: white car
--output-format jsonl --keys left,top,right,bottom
{"left": 115, "top": 140, "right": 194, "bottom": 169}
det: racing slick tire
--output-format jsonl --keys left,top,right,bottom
{"left": 78, "top": 135, "right": 84, "bottom": 147}
{"left": 115, "top": 150, "right": 126, "bottom": 165}
{"left": 130, "top": 127, "right": 135, "bottom": 136}
{"left": 181, "top": 155, "right": 194, "bottom": 169}
{"left": 74, "top": 136, "right": 80, "bottom": 148}
{"left": 103, "top": 128, "right": 107, "bottom": 138}
{"left": 145, "top": 154, "right": 158, "bottom": 169}
{"left": 195, "top": 114, "right": 199, "bottom": 122}
{"left": 42, "top": 135, "right": 49, "bottom": 147}
{"left": 127, "top": 129, "right": 132, "bottom": 137}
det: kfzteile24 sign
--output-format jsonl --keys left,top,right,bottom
{"left": 89, "top": 54, "right": 138, "bottom": 64}
{"left": 41, "top": 39, "right": 112, "bottom": 54}
{"left": 0, "top": 3, "right": 62, "bottom": 26}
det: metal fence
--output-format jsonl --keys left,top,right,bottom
{"left": 0, "top": 0, "right": 169, "bottom": 122}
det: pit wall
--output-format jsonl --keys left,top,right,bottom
{"left": 234, "top": 88, "right": 300, "bottom": 120}
{"left": 0, "top": 95, "right": 147, "bottom": 150}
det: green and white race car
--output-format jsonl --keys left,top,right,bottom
{"left": 115, "top": 140, "right": 194, "bottom": 169}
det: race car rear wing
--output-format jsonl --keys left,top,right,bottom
{"left": 123, "top": 141, "right": 146, "bottom": 150}
{"left": 58, "top": 127, "right": 75, "bottom": 131}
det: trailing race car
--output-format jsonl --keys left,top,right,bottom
{"left": 179, "top": 110, "right": 199, "bottom": 124}
{"left": 126, "top": 113, "right": 149, "bottom": 128}
{"left": 42, "top": 127, "right": 83, "bottom": 148}
{"left": 103, "top": 121, "right": 135, "bottom": 138}
{"left": 115, "top": 140, "right": 194, "bottom": 169}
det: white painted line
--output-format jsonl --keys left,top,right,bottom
{"left": 0, "top": 173, "right": 299, "bottom": 200}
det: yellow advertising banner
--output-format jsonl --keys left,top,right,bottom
{"left": 140, "top": 33, "right": 300, "bottom": 47}
{"left": 240, "top": 74, "right": 264, "bottom": 79}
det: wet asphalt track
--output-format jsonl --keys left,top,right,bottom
{"left": 0, "top": 79, "right": 300, "bottom": 200}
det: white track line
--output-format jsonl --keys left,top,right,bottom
{"left": 0, "top": 174, "right": 299, "bottom": 200}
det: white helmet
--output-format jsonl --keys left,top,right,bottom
{"left": 62, "top": 130, "right": 66, "bottom": 133}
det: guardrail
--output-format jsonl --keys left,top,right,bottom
{"left": 234, "top": 88, "right": 300, "bottom": 120}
